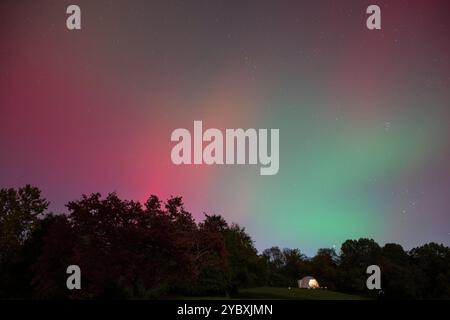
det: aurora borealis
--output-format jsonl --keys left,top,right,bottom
{"left": 1, "top": 0, "right": 449, "bottom": 255}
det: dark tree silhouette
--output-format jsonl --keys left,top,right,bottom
{"left": 1, "top": 186, "right": 449, "bottom": 299}
{"left": 311, "top": 248, "right": 339, "bottom": 290}
{"left": 0, "top": 185, "right": 49, "bottom": 298}
{"left": 339, "top": 238, "right": 382, "bottom": 293}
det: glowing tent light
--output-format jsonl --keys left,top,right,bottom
{"left": 298, "top": 276, "right": 320, "bottom": 289}
{"left": 308, "top": 279, "right": 320, "bottom": 289}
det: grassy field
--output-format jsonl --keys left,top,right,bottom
{"left": 181, "top": 287, "right": 368, "bottom": 300}
{"left": 232, "top": 287, "right": 368, "bottom": 300}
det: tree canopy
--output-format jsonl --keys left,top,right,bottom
{"left": 0, "top": 186, "right": 449, "bottom": 299}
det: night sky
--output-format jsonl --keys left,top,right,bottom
{"left": 1, "top": 0, "right": 449, "bottom": 255}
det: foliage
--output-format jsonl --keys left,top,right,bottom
{"left": 1, "top": 186, "right": 449, "bottom": 299}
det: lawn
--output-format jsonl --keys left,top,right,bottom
{"left": 232, "top": 287, "right": 368, "bottom": 300}
{"left": 181, "top": 287, "right": 368, "bottom": 300}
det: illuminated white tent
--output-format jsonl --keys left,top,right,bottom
{"left": 298, "top": 276, "right": 320, "bottom": 289}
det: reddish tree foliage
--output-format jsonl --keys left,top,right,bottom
{"left": 32, "top": 193, "right": 227, "bottom": 299}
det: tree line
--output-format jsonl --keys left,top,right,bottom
{"left": 1, "top": 185, "right": 449, "bottom": 299}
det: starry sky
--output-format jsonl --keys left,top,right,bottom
{"left": 1, "top": 0, "right": 449, "bottom": 255}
